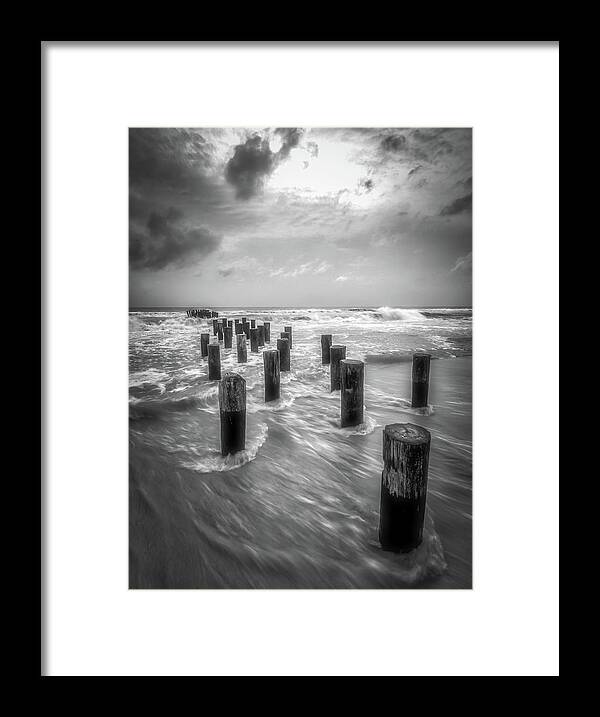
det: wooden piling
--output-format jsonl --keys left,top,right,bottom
{"left": 212, "top": 318, "right": 218, "bottom": 335}
{"left": 223, "top": 325, "right": 233, "bottom": 349}
{"left": 284, "top": 326, "right": 293, "bottom": 349}
{"left": 411, "top": 353, "right": 431, "bottom": 408}
{"left": 243, "top": 321, "right": 250, "bottom": 339}
{"left": 321, "top": 334, "right": 332, "bottom": 364}
{"left": 236, "top": 332, "right": 247, "bottom": 363}
{"left": 208, "top": 343, "right": 221, "bottom": 380}
{"left": 250, "top": 319, "right": 256, "bottom": 328}
{"left": 219, "top": 372, "right": 246, "bottom": 456}
{"left": 340, "top": 359, "right": 364, "bottom": 427}
{"left": 250, "top": 327, "right": 259, "bottom": 353}
{"left": 379, "top": 423, "right": 431, "bottom": 552}
{"left": 217, "top": 322, "right": 224, "bottom": 342}
{"left": 263, "top": 349, "right": 280, "bottom": 402}
{"left": 277, "top": 337, "right": 290, "bottom": 371}
{"left": 258, "top": 325, "right": 265, "bottom": 347}
{"left": 264, "top": 321, "right": 271, "bottom": 342}
{"left": 200, "top": 332, "right": 210, "bottom": 358}
{"left": 330, "top": 345, "right": 346, "bottom": 391}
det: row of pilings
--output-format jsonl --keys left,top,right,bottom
{"left": 192, "top": 312, "right": 433, "bottom": 555}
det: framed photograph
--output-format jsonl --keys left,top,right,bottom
{"left": 43, "top": 41, "right": 559, "bottom": 676}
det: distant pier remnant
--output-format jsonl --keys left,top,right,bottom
{"left": 187, "top": 308, "right": 213, "bottom": 318}
{"left": 277, "top": 337, "right": 290, "bottom": 371}
{"left": 340, "top": 359, "right": 364, "bottom": 427}
{"left": 200, "top": 332, "right": 210, "bottom": 358}
{"left": 208, "top": 343, "right": 222, "bottom": 380}
{"left": 411, "top": 353, "right": 431, "bottom": 408}
{"left": 236, "top": 332, "right": 247, "bottom": 363}
{"left": 263, "top": 349, "right": 281, "bottom": 402}
{"left": 223, "top": 325, "right": 233, "bottom": 349}
{"left": 321, "top": 334, "right": 332, "bottom": 364}
{"left": 212, "top": 319, "right": 219, "bottom": 335}
{"left": 219, "top": 372, "right": 246, "bottom": 456}
{"left": 284, "top": 326, "right": 293, "bottom": 349}
{"left": 379, "top": 423, "right": 431, "bottom": 552}
{"left": 264, "top": 321, "right": 271, "bottom": 342}
{"left": 258, "top": 325, "right": 265, "bottom": 347}
{"left": 250, "top": 319, "right": 256, "bottom": 329}
{"left": 250, "top": 327, "right": 259, "bottom": 353}
{"left": 330, "top": 345, "right": 347, "bottom": 391}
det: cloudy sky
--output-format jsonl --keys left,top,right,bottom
{"left": 129, "top": 127, "right": 472, "bottom": 308}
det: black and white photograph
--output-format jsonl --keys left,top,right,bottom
{"left": 129, "top": 127, "right": 473, "bottom": 589}
{"left": 43, "top": 40, "right": 558, "bottom": 676}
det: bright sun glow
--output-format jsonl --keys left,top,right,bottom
{"left": 269, "top": 138, "right": 366, "bottom": 197}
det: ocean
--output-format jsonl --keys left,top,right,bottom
{"left": 129, "top": 306, "right": 472, "bottom": 589}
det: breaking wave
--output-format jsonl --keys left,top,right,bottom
{"left": 374, "top": 306, "right": 426, "bottom": 321}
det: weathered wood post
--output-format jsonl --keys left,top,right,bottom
{"left": 243, "top": 321, "right": 250, "bottom": 339}
{"left": 340, "top": 359, "right": 364, "bottom": 427}
{"left": 330, "top": 344, "right": 346, "bottom": 391}
{"left": 284, "top": 326, "right": 293, "bottom": 349}
{"left": 223, "top": 325, "right": 233, "bottom": 349}
{"left": 250, "top": 319, "right": 256, "bottom": 329}
{"left": 379, "top": 423, "right": 431, "bottom": 552}
{"left": 277, "top": 337, "right": 290, "bottom": 371}
{"left": 411, "top": 353, "right": 431, "bottom": 408}
{"left": 321, "top": 334, "right": 332, "bottom": 364}
{"left": 208, "top": 343, "right": 221, "bottom": 380}
{"left": 242, "top": 316, "right": 247, "bottom": 324}
{"left": 234, "top": 319, "right": 241, "bottom": 335}
{"left": 212, "top": 318, "right": 218, "bottom": 335}
{"left": 258, "top": 325, "right": 265, "bottom": 347}
{"left": 263, "top": 349, "right": 280, "bottom": 402}
{"left": 250, "top": 327, "right": 259, "bottom": 353}
{"left": 219, "top": 372, "right": 246, "bottom": 456}
{"left": 264, "top": 321, "right": 271, "bottom": 342}
{"left": 236, "top": 332, "right": 247, "bottom": 363}
{"left": 217, "top": 322, "right": 224, "bottom": 342}
{"left": 200, "top": 332, "right": 210, "bottom": 358}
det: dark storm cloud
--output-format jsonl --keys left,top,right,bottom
{"left": 130, "top": 206, "right": 221, "bottom": 270}
{"left": 375, "top": 128, "right": 470, "bottom": 171}
{"left": 129, "top": 128, "right": 216, "bottom": 189}
{"left": 381, "top": 133, "right": 407, "bottom": 152}
{"left": 225, "top": 135, "right": 275, "bottom": 199}
{"left": 440, "top": 193, "right": 473, "bottom": 216}
{"left": 225, "top": 128, "right": 305, "bottom": 199}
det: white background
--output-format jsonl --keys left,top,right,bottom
{"left": 44, "top": 42, "right": 559, "bottom": 676}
